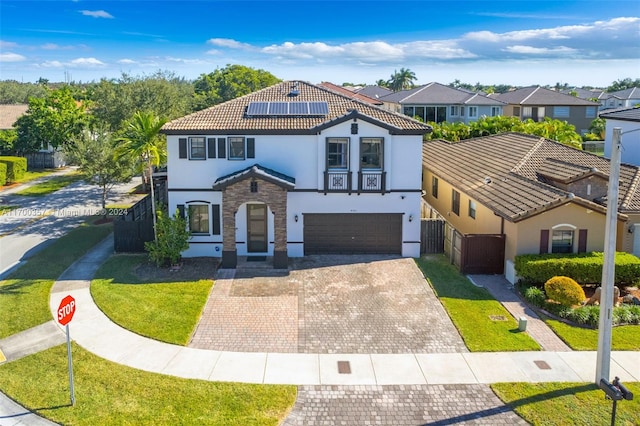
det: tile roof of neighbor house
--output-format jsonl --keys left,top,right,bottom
{"left": 560, "top": 88, "right": 606, "bottom": 100}
{"left": 355, "top": 85, "right": 394, "bottom": 99}
{"left": 599, "top": 107, "right": 640, "bottom": 122}
{"left": 0, "top": 104, "right": 28, "bottom": 129}
{"left": 605, "top": 87, "right": 640, "bottom": 101}
{"left": 422, "top": 132, "right": 640, "bottom": 221}
{"left": 161, "top": 80, "right": 430, "bottom": 135}
{"left": 380, "top": 82, "right": 506, "bottom": 106}
{"left": 318, "top": 82, "right": 384, "bottom": 105}
{"left": 490, "top": 86, "right": 599, "bottom": 106}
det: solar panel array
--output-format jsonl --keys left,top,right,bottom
{"left": 246, "top": 101, "right": 329, "bottom": 116}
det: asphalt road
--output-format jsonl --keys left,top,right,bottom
{"left": 0, "top": 174, "right": 142, "bottom": 278}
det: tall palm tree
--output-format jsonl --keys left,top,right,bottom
{"left": 116, "top": 111, "right": 167, "bottom": 241}
{"left": 388, "top": 68, "right": 417, "bottom": 91}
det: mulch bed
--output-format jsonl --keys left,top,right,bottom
{"left": 134, "top": 257, "right": 218, "bottom": 282}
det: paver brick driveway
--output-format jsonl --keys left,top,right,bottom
{"left": 190, "top": 255, "right": 467, "bottom": 354}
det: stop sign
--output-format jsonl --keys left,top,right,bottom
{"left": 57, "top": 295, "right": 76, "bottom": 326}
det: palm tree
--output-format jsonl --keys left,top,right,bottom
{"left": 388, "top": 68, "right": 417, "bottom": 91}
{"left": 116, "top": 111, "right": 167, "bottom": 241}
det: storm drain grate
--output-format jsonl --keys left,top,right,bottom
{"left": 337, "top": 361, "right": 351, "bottom": 374}
{"left": 534, "top": 360, "right": 551, "bottom": 370}
{"left": 489, "top": 315, "right": 507, "bottom": 321}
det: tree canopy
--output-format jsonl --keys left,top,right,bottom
{"left": 192, "top": 64, "right": 280, "bottom": 111}
{"left": 387, "top": 68, "right": 417, "bottom": 91}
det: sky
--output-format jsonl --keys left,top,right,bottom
{"left": 1, "top": 0, "right": 639, "bottom": 88}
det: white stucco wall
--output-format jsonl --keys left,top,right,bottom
{"left": 603, "top": 118, "right": 640, "bottom": 166}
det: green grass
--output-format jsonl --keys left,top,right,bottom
{"left": 91, "top": 255, "right": 214, "bottom": 345}
{"left": 0, "top": 220, "right": 113, "bottom": 338}
{"left": 415, "top": 255, "right": 540, "bottom": 352}
{"left": 0, "top": 205, "right": 19, "bottom": 215}
{"left": 492, "top": 382, "right": 640, "bottom": 425}
{"left": 543, "top": 315, "right": 640, "bottom": 351}
{"left": 20, "top": 168, "right": 60, "bottom": 183}
{"left": 13, "top": 172, "right": 83, "bottom": 196}
{"left": 0, "top": 343, "right": 296, "bottom": 425}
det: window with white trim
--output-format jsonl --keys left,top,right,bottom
{"left": 491, "top": 106, "right": 501, "bottom": 116}
{"left": 189, "top": 137, "right": 206, "bottom": 160}
{"left": 327, "top": 137, "right": 349, "bottom": 169}
{"left": 228, "top": 137, "right": 245, "bottom": 160}
{"left": 468, "top": 106, "right": 478, "bottom": 118}
{"left": 450, "top": 106, "right": 460, "bottom": 116}
{"left": 552, "top": 230, "right": 574, "bottom": 253}
{"left": 188, "top": 204, "right": 210, "bottom": 234}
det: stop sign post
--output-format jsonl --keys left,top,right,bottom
{"left": 57, "top": 295, "right": 76, "bottom": 406}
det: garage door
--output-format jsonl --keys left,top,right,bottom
{"left": 304, "top": 213, "right": 402, "bottom": 254}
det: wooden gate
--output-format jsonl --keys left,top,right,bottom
{"left": 420, "top": 219, "right": 445, "bottom": 254}
{"left": 460, "top": 234, "right": 505, "bottom": 274}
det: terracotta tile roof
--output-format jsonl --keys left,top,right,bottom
{"left": 536, "top": 158, "right": 606, "bottom": 183}
{"left": 162, "top": 80, "right": 430, "bottom": 135}
{"left": 422, "top": 132, "right": 640, "bottom": 221}
{"left": 0, "top": 104, "right": 28, "bottom": 129}
{"left": 318, "top": 82, "right": 383, "bottom": 105}
{"left": 491, "top": 86, "right": 599, "bottom": 106}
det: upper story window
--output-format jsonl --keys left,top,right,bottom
{"left": 491, "top": 107, "right": 501, "bottom": 117}
{"left": 360, "top": 137, "right": 383, "bottom": 169}
{"left": 552, "top": 230, "right": 574, "bottom": 253}
{"left": 585, "top": 106, "right": 597, "bottom": 118}
{"left": 452, "top": 189, "right": 460, "bottom": 216}
{"left": 189, "top": 204, "right": 210, "bottom": 234}
{"left": 468, "top": 200, "right": 476, "bottom": 219}
{"left": 228, "top": 137, "right": 245, "bottom": 160}
{"left": 468, "top": 106, "right": 478, "bottom": 118}
{"left": 327, "top": 137, "right": 349, "bottom": 169}
{"left": 189, "top": 137, "right": 206, "bottom": 160}
{"left": 554, "top": 106, "right": 570, "bottom": 118}
{"left": 431, "top": 176, "right": 438, "bottom": 198}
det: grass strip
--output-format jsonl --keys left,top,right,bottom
{"left": 0, "top": 220, "right": 113, "bottom": 338}
{"left": 415, "top": 255, "right": 540, "bottom": 352}
{"left": 0, "top": 343, "right": 296, "bottom": 425}
{"left": 14, "top": 172, "right": 83, "bottom": 196}
{"left": 91, "top": 254, "right": 214, "bottom": 345}
{"left": 543, "top": 315, "right": 640, "bottom": 351}
{"left": 492, "top": 382, "right": 640, "bottom": 425}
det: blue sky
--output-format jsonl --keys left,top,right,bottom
{"left": 1, "top": 1, "right": 639, "bottom": 87}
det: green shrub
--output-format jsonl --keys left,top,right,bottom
{"left": 523, "top": 285, "right": 546, "bottom": 306}
{"left": 144, "top": 208, "right": 190, "bottom": 267}
{"left": 515, "top": 252, "right": 640, "bottom": 286}
{"left": 0, "top": 162, "right": 6, "bottom": 186}
{"left": 544, "top": 276, "right": 586, "bottom": 307}
{"left": 0, "top": 156, "right": 27, "bottom": 183}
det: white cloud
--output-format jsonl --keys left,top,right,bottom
{"left": 70, "top": 57, "right": 105, "bottom": 67}
{"left": 40, "top": 57, "right": 105, "bottom": 68}
{"left": 207, "top": 38, "right": 253, "bottom": 49}
{"left": 0, "top": 52, "right": 26, "bottom": 62}
{"left": 0, "top": 41, "right": 18, "bottom": 49}
{"left": 41, "top": 60, "right": 65, "bottom": 68}
{"left": 40, "top": 43, "right": 79, "bottom": 50}
{"left": 117, "top": 59, "right": 137, "bottom": 64}
{"left": 80, "top": 10, "right": 114, "bottom": 19}
{"left": 165, "top": 56, "right": 209, "bottom": 65}
{"left": 504, "top": 45, "right": 576, "bottom": 55}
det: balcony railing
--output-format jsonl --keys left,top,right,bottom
{"left": 323, "top": 170, "right": 386, "bottom": 194}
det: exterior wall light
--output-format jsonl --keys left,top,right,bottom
{"left": 294, "top": 214, "right": 299, "bottom": 222}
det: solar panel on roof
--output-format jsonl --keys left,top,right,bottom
{"left": 246, "top": 102, "right": 269, "bottom": 115}
{"left": 268, "top": 102, "right": 289, "bottom": 115}
{"left": 289, "top": 102, "right": 309, "bottom": 115}
{"left": 309, "top": 101, "right": 329, "bottom": 115}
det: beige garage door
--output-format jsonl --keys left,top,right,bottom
{"left": 304, "top": 213, "right": 402, "bottom": 254}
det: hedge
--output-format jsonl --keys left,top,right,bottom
{"left": 0, "top": 162, "right": 6, "bottom": 186}
{"left": 0, "top": 156, "right": 27, "bottom": 183}
{"left": 515, "top": 252, "right": 640, "bottom": 285}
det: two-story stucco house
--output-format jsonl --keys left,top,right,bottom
{"left": 600, "top": 107, "right": 640, "bottom": 167}
{"left": 421, "top": 133, "right": 640, "bottom": 283}
{"left": 379, "top": 82, "right": 506, "bottom": 124}
{"left": 161, "top": 81, "right": 431, "bottom": 268}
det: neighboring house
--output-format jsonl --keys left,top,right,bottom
{"left": 602, "top": 88, "right": 640, "bottom": 110}
{"left": 354, "top": 85, "right": 394, "bottom": 100}
{"left": 561, "top": 88, "right": 607, "bottom": 109}
{"left": 422, "top": 132, "right": 640, "bottom": 283}
{"left": 490, "top": 86, "right": 600, "bottom": 135}
{"left": 379, "top": 82, "right": 506, "bottom": 124}
{"left": 161, "top": 80, "right": 431, "bottom": 268}
{"left": 0, "top": 103, "right": 65, "bottom": 168}
{"left": 600, "top": 107, "right": 640, "bottom": 166}
{"left": 318, "top": 82, "right": 384, "bottom": 105}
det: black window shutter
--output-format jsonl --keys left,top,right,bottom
{"left": 177, "top": 204, "right": 185, "bottom": 219}
{"left": 539, "top": 229, "right": 549, "bottom": 254}
{"left": 247, "top": 138, "right": 255, "bottom": 158}
{"left": 178, "top": 138, "right": 187, "bottom": 159}
{"left": 217, "top": 138, "right": 226, "bottom": 158}
{"left": 578, "top": 229, "right": 588, "bottom": 253}
{"left": 207, "top": 138, "right": 216, "bottom": 158}
{"left": 212, "top": 204, "right": 221, "bottom": 235}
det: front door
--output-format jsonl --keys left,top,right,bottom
{"left": 247, "top": 204, "right": 268, "bottom": 252}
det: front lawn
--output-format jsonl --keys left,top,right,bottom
{"left": 415, "top": 255, "right": 540, "bottom": 352}
{"left": 543, "top": 315, "right": 640, "bottom": 351}
{"left": 492, "top": 382, "right": 640, "bottom": 425}
{"left": 0, "top": 344, "right": 296, "bottom": 425}
{"left": 91, "top": 254, "right": 214, "bottom": 345}
{"left": 0, "top": 220, "right": 113, "bottom": 338}
{"left": 13, "top": 172, "right": 82, "bottom": 196}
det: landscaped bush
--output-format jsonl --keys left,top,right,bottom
{"left": 545, "top": 276, "right": 586, "bottom": 307}
{"left": 515, "top": 252, "right": 640, "bottom": 286}
{"left": 523, "top": 286, "right": 546, "bottom": 306}
{"left": 0, "top": 162, "right": 6, "bottom": 186}
{"left": 0, "top": 156, "right": 27, "bottom": 183}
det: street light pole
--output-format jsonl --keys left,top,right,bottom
{"left": 595, "top": 127, "right": 622, "bottom": 384}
